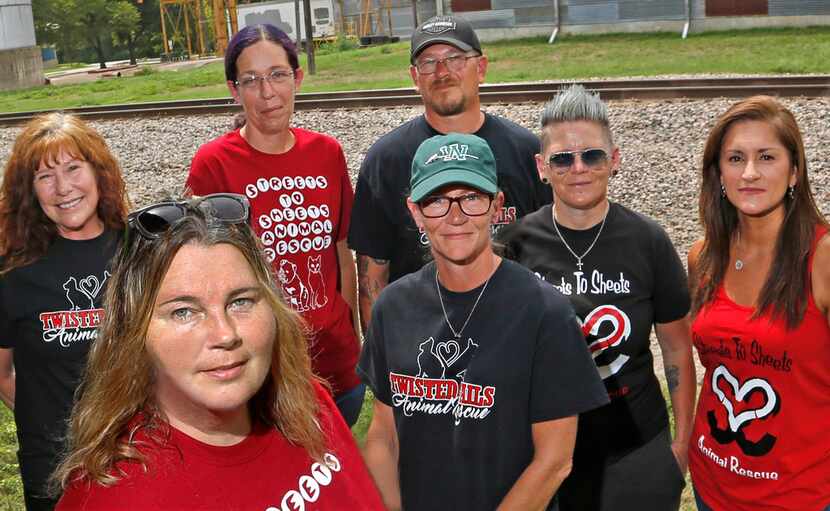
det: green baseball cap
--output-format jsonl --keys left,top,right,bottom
{"left": 410, "top": 133, "right": 498, "bottom": 202}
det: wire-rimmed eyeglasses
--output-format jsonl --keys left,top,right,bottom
{"left": 234, "top": 69, "right": 294, "bottom": 91}
{"left": 414, "top": 53, "right": 479, "bottom": 75}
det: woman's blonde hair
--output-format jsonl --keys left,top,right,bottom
{"left": 0, "top": 113, "right": 129, "bottom": 272}
{"left": 54, "top": 202, "right": 325, "bottom": 488}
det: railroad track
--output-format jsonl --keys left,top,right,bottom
{"left": 1, "top": 75, "right": 828, "bottom": 125}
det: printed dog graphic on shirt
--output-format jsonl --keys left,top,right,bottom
{"left": 63, "top": 277, "right": 88, "bottom": 311}
{"left": 62, "top": 272, "right": 110, "bottom": 310}
{"left": 306, "top": 255, "right": 327, "bottom": 309}
{"left": 416, "top": 337, "right": 479, "bottom": 382}
{"left": 707, "top": 364, "right": 780, "bottom": 457}
{"left": 277, "top": 259, "right": 310, "bottom": 312}
{"left": 43, "top": 271, "right": 110, "bottom": 348}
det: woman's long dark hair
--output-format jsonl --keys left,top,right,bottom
{"left": 693, "top": 96, "right": 827, "bottom": 329}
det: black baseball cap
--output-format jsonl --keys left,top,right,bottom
{"left": 410, "top": 15, "right": 482, "bottom": 64}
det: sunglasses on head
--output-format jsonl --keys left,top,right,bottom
{"left": 548, "top": 148, "right": 609, "bottom": 173}
{"left": 127, "top": 193, "right": 250, "bottom": 240}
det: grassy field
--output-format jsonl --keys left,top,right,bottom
{"left": 1, "top": 26, "right": 829, "bottom": 113}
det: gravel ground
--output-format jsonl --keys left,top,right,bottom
{"left": 2, "top": 96, "right": 828, "bottom": 380}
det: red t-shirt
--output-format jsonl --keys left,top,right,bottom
{"left": 187, "top": 128, "right": 359, "bottom": 395}
{"left": 56, "top": 383, "right": 385, "bottom": 510}
{"left": 689, "top": 227, "right": 830, "bottom": 511}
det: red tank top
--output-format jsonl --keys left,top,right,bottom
{"left": 689, "top": 227, "right": 830, "bottom": 511}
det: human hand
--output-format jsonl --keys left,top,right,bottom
{"left": 670, "top": 440, "right": 689, "bottom": 475}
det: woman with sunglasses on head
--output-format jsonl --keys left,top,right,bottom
{"left": 504, "top": 85, "right": 695, "bottom": 511}
{"left": 687, "top": 97, "right": 830, "bottom": 511}
{"left": 53, "top": 195, "right": 385, "bottom": 510}
{"left": 187, "top": 24, "right": 364, "bottom": 427}
{"left": 0, "top": 113, "right": 129, "bottom": 510}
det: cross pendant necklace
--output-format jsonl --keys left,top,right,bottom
{"left": 552, "top": 203, "right": 610, "bottom": 272}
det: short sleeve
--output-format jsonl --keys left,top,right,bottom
{"left": 185, "top": 144, "right": 223, "bottom": 196}
{"left": 347, "top": 153, "right": 398, "bottom": 260}
{"left": 357, "top": 305, "right": 392, "bottom": 406}
{"left": 529, "top": 292, "right": 609, "bottom": 423}
{"left": 651, "top": 226, "right": 691, "bottom": 324}
{"left": 336, "top": 149, "right": 353, "bottom": 242}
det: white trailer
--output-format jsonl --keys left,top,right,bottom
{"left": 237, "top": 0, "right": 336, "bottom": 41}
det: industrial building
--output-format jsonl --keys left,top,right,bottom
{"left": 337, "top": 0, "right": 830, "bottom": 41}
{"left": 0, "top": 0, "right": 43, "bottom": 91}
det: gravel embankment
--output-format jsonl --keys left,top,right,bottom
{"left": 2, "top": 96, "right": 828, "bottom": 379}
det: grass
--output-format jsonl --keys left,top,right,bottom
{"left": 0, "top": 406, "right": 22, "bottom": 509}
{"left": 1, "top": 26, "right": 828, "bottom": 113}
{"left": 44, "top": 62, "right": 89, "bottom": 74}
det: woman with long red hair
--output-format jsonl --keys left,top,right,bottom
{"left": 0, "top": 113, "right": 129, "bottom": 510}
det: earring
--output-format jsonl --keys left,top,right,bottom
{"left": 789, "top": 186, "right": 795, "bottom": 200}
{"left": 541, "top": 177, "right": 549, "bottom": 184}
{"left": 721, "top": 184, "right": 726, "bottom": 198}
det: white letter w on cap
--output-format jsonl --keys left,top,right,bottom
{"left": 424, "top": 144, "right": 480, "bottom": 165}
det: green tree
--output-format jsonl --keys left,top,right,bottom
{"left": 110, "top": 1, "right": 141, "bottom": 65}
{"left": 32, "top": 0, "right": 82, "bottom": 62}
{"left": 78, "top": 0, "right": 114, "bottom": 68}
{"left": 136, "top": 0, "right": 163, "bottom": 59}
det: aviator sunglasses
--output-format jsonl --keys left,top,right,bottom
{"left": 548, "top": 148, "right": 609, "bottom": 173}
{"left": 127, "top": 193, "right": 250, "bottom": 240}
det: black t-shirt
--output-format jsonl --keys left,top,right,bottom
{"left": 348, "top": 113, "right": 552, "bottom": 282}
{"left": 505, "top": 203, "right": 690, "bottom": 462}
{"left": 0, "top": 229, "right": 120, "bottom": 492}
{"left": 358, "top": 259, "right": 608, "bottom": 510}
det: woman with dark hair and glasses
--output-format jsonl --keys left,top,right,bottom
{"left": 187, "top": 24, "right": 364, "bottom": 426}
{"left": 53, "top": 195, "right": 385, "bottom": 509}
{"left": 504, "top": 85, "right": 696, "bottom": 511}
{"left": 0, "top": 113, "right": 129, "bottom": 510}
{"left": 687, "top": 96, "right": 830, "bottom": 511}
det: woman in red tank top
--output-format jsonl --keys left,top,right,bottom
{"left": 687, "top": 96, "right": 830, "bottom": 511}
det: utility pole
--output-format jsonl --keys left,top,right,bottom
{"left": 294, "top": 0, "right": 302, "bottom": 47}
{"left": 302, "top": 0, "right": 316, "bottom": 74}
{"left": 411, "top": 0, "right": 418, "bottom": 28}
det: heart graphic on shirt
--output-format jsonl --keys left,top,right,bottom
{"left": 711, "top": 364, "right": 777, "bottom": 432}
{"left": 79, "top": 275, "right": 101, "bottom": 302}
{"left": 436, "top": 340, "right": 461, "bottom": 368}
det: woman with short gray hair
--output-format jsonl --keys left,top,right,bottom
{"left": 505, "top": 84, "right": 696, "bottom": 510}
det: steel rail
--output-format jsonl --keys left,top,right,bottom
{"left": 0, "top": 75, "right": 827, "bottom": 126}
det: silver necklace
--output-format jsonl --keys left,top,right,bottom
{"left": 734, "top": 231, "right": 744, "bottom": 271}
{"left": 435, "top": 268, "right": 492, "bottom": 339}
{"left": 552, "top": 202, "right": 610, "bottom": 271}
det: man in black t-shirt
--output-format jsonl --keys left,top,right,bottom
{"left": 358, "top": 133, "right": 607, "bottom": 511}
{"left": 348, "top": 15, "right": 551, "bottom": 333}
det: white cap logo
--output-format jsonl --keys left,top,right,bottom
{"left": 424, "top": 143, "right": 479, "bottom": 165}
{"left": 421, "top": 17, "right": 456, "bottom": 34}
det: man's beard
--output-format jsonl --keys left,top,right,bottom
{"left": 425, "top": 80, "right": 468, "bottom": 116}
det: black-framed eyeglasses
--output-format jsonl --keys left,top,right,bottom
{"left": 127, "top": 193, "right": 250, "bottom": 240}
{"left": 234, "top": 69, "right": 294, "bottom": 91}
{"left": 414, "top": 53, "right": 479, "bottom": 74}
{"left": 418, "top": 192, "right": 493, "bottom": 218}
{"left": 548, "top": 148, "right": 609, "bottom": 174}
